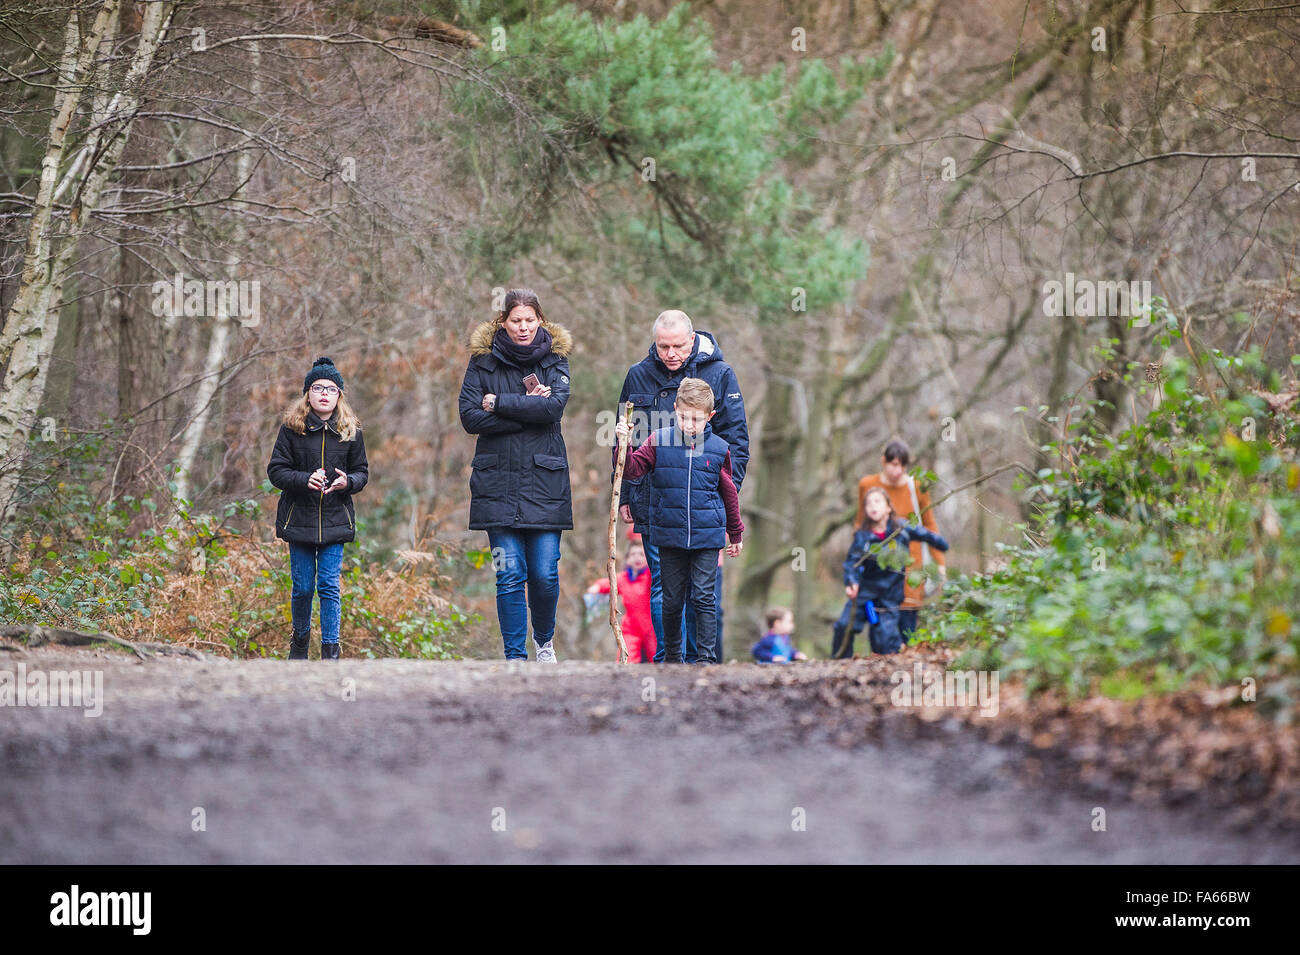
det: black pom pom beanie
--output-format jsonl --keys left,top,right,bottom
{"left": 303, "top": 356, "right": 345, "bottom": 394}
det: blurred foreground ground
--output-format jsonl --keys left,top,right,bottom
{"left": 1, "top": 646, "right": 1295, "bottom": 863}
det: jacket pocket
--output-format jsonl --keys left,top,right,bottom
{"left": 626, "top": 392, "right": 665, "bottom": 428}
{"left": 532, "top": 452, "right": 569, "bottom": 501}
{"left": 469, "top": 452, "right": 502, "bottom": 500}
{"left": 624, "top": 393, "right": 660, "bottom": 483}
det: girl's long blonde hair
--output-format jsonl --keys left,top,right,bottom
{"left": 283, "top": 391, "right": 361, "bottom": 441}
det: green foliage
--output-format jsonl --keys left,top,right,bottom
{"left": 341, "top": 543, "right": 467, "bottom": 660}
{"left": 2, "top": 435, "right": 472, "bottom": 659}
{"left": 923, "top": 343, "right": 1300, "bottom": 719}
{"left": 193, "top": 542, "right": 467, "bottom": 660}
{"left": 1, "top": 436, "right": 254, "bottom": 631}
{"left": 198, "top": 562, "right": 291, "bottom": 659}
{"left": 454, "top": 2, "right": 891, "bottom": 311}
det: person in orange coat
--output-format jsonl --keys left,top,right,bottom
{"left": 853, "top": 439, "right": 947, "bottom": 645}
{"left": 587, "top": 538, "right": 656, "bottom": 662}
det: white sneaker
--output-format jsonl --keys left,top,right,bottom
{"left": 535, "top": 639, "right": 558, "bottom": 663}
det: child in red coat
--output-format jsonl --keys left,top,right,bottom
{"left": 588, "top": 539, "right": 656, "bottom": 662}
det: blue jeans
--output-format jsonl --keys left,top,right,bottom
{"left": 487, "top": 528, "right": 561, "bottom": 660}
{"left": 658, "top": 546, "right": 720, "bottom": 663}
{"left": 684, "top": 556, "right": 724, "bottom": 661}
{"left": 289, "top": 543, "right": 344, "bottom": 645}
{"left": 646, "top": 540, "right": 697, "bottom": 663}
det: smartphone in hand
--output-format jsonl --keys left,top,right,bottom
{"left": 522, "top": 373, "right": 541, "bottom": 392}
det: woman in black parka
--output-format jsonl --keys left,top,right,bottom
{"left": 458, "top": 288, "right": 573, "bottom": 662}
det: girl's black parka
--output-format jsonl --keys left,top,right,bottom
{"left": 267, "top": 411, "right": 369, "bottom": 545}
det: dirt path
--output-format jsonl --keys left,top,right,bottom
{"left": 2, "top": 647, "right": 1295, "bottom": 863}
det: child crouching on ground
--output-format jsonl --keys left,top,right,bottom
{"left": 615, "top": 378, "right": 743, "bottom": 664}
{"left": 752, "top": 606, "right": 806, "bottom": 663}
{"left": 833, "top": 486, "right": 948, "bottom": 657}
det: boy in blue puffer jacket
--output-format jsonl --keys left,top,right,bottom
{"left": 615, "top": 378, "right": 744, "bottom": 664}
{"left": 834, "top": 486, "right": 949, "bottom": 656}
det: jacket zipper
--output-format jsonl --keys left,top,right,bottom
{"left": 318, "top": 429, "right": 325, "bottom": 543}
{"left": 282, "top": 502, "right": 296, "bottom": 531}
{"left": 686, "top": 433, "right": 694, "bottom": 546}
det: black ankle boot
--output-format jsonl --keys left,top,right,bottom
{"left": 288, "top": 631, "right": 310, "bottom": 660}
{"left": 321, "top": 642, "right": 340, "bottom": 660}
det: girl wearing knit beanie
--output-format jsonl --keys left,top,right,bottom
{"left": 267, "top": 357, "right": 369, "bottom": 660}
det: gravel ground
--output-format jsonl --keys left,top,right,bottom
{"left": 2, "top": 646, "right": 1296, "bottom": 863}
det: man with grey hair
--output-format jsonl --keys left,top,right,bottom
{"left": 613, "top": 309, "right": 749, "bottom": 663}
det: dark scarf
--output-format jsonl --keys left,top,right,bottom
{"left": 494, "top": 325, "right": 552, "bottom": 366}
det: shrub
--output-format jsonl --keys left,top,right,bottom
{"left": 923, "top": 339, "right": 1300, "bottom": 719}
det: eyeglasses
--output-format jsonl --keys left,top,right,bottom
{"left": 310, "top": 384, "right": 339, "bottom": 396}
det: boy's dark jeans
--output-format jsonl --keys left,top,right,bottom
{"left": 659, "top": 546, "right": 719, "bottom": 663}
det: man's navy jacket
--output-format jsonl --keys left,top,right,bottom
{"left": 615, "top": 330, "right": 749, "bottom": 539}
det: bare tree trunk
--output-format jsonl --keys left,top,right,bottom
{"left": 171, "top": 40, "right": 259, "bottom": 507}
{"left": 0, "top": 4, "right": 117, "bottom": 369}
{"left": 1034, "top": 316, "right": 1077, "bottom": 484}
{"left": 793, "top": 330, "right": 834, "bottom": 643}
{"left": 0, "top": 5, "right": 118, "bottom": 512}
{"left": 0, "top": 1, "right": 175, "bottom": 521}
{"left": 171, "top": 320, "right": 230, "bottom": 507}
{"left": 116, "top": 228, "right": 168, "bottom": 492}
{"left": 735, "top": 333, "right": 799, "bottom": 625}
{"left": 43, "top": 279, "right": 80, "bottom": 430}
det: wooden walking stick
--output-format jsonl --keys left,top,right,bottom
{"left": 607, "top": 401, "right": 634, "bottom": 663}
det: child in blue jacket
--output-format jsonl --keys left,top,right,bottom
{"left": 615, "top": 378, "right": 744, "bottom": 664}
{"left": 752, "top": 606, "right": 806, "bottom": 663}
{"left": 833, "top": 486, "right": 949, "bottom": 656}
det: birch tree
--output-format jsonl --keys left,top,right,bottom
{"left": 0, "top": 0, "right": 176, "bottom": 521}
{"left": 169, "top": 39, "right": 259, "bottom": 509}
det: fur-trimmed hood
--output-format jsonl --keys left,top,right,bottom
{"left": 469, "top": 319, "right": 573, "bottom": 359}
